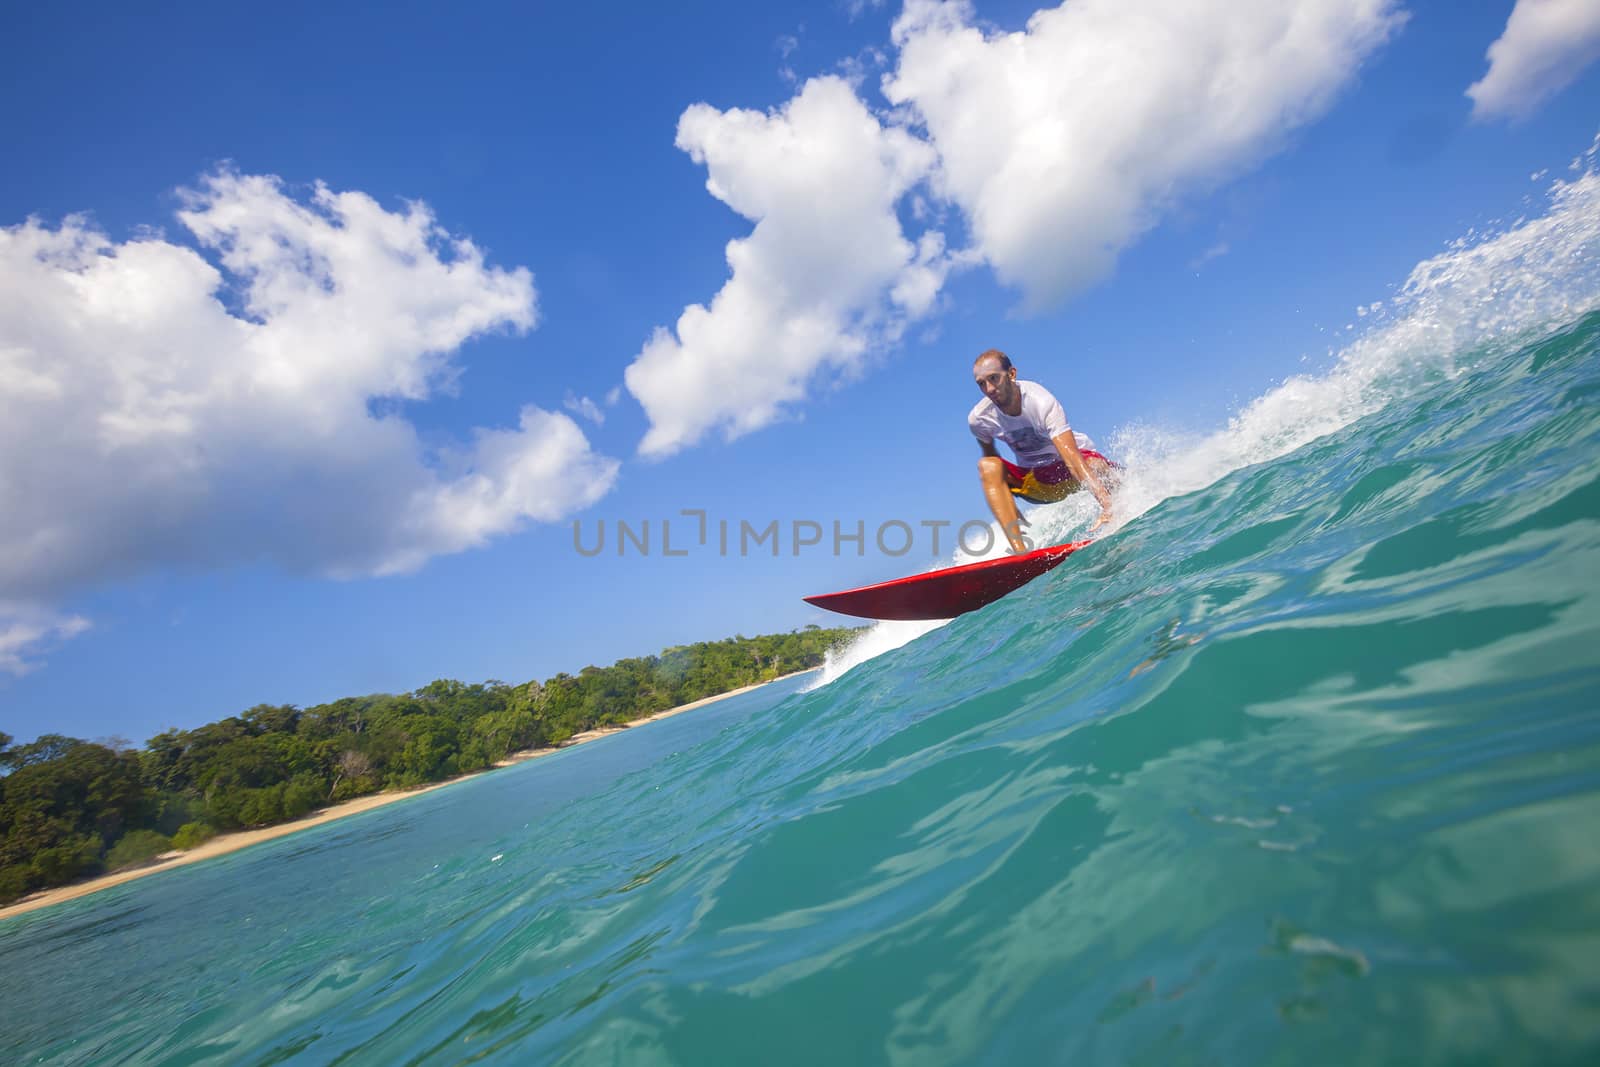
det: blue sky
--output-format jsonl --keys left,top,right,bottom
{"left": 3, "top": 0, "right": 1598, "bottom": 745}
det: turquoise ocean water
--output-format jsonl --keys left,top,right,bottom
{"left": 4, "top": 176, "right": 1600, "bottom": 1064}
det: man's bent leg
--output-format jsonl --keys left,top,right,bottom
{"left": 979, "top": 456, "right": 1030, "bottom": 554}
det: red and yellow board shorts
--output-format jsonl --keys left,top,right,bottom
{"left": 1003, "top": 450, "right": 1110, "bottom": 504}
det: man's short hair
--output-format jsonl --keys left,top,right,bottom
{"left": 975, "top": 349, "right": 1013, "bottom": 372}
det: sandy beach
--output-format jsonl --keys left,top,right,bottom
{"left": 0, "top": 669, "right": 814, "bottom": 921}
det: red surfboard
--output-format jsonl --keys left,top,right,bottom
{"left": 803, "top": 540, "right": 1092, "bottom": 621}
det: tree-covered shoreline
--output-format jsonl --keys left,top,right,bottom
{"left": 0, "top": 626, "right": 857, "bottom": 906}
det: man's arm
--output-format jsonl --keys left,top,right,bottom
{"left": 1051, "top": 431, "right": 1114, "bottom": 530}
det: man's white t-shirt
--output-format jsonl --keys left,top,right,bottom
{"left": 968, "top": 380, "right": 1094, "bottom": 469}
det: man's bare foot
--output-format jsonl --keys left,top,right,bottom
{"left": 1002, "top": 519, "right": 1032, "bottom": 554}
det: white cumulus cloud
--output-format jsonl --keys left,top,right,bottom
{"left": 625, "top": 76, "right": 945, "bottom": 457}
{"left": 884, "top": 0, "right": 1403, "bottom": 311}
{"left": 1467, "top": 0, "right": 1600, "bottom": 122}
{"left": 0, "top": 170, "right": 618, "bottom": 631}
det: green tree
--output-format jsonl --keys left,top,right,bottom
{"left": 106, "top": 829, "right": 172, "bottom": 870}
{"left": 3, "top": 733, "right": 79, "bottom": 770}
{"left": 0, "top": 741, "right": 145, "bottom": 854}
{"left": 388, "top": 716, "right": 460, "bottom": 786}
{"left": 171, "top": 822, "right": 216, "bottom": 850}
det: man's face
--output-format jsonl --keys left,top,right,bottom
{"left": 974, "top": 358, "right": 1016, "bottom": 406}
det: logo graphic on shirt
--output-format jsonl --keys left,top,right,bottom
{"left": 1005, "top": 426, "right": 1050, "bottom": 455}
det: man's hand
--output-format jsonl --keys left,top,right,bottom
{"left": 1051, "top": 429, "right": 1114, "bottom": 535}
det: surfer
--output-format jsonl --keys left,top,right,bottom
{"left": 970, "top": 349, "right": 1115, "bottom": 552}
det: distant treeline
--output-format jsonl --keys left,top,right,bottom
{"left": 0, "top": 626, "right": 855, "bottom": 906}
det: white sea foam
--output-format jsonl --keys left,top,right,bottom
{"left": 806, "top": 616, "right": 948, "bottom": 689}
{"left": 1110, "top": 169, "right": 1600, "bottom": 526}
